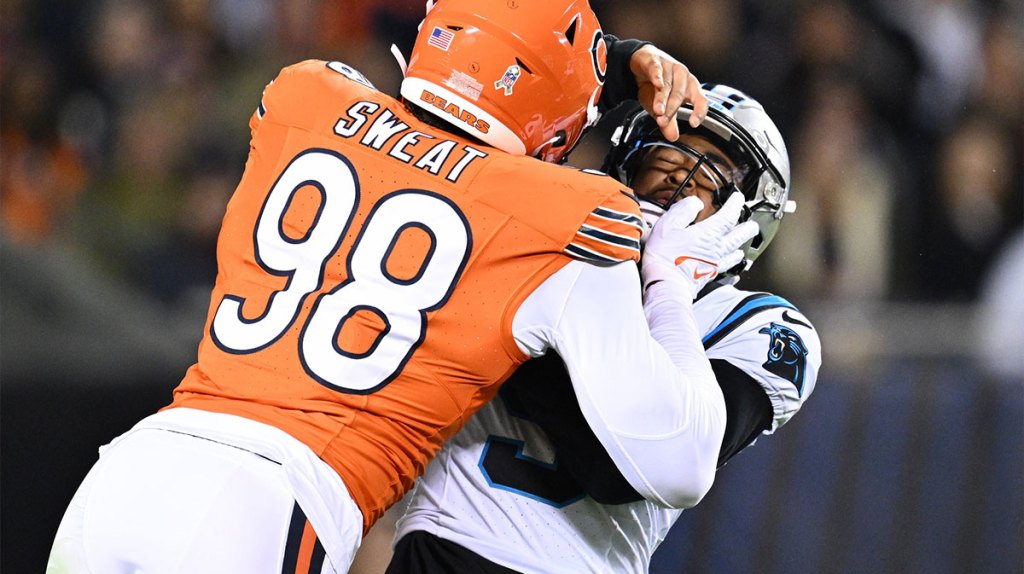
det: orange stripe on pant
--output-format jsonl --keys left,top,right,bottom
{"left": 283, "top": 503, "right": 327, "bottom": 573}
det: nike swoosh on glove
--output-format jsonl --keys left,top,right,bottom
{"left": 641, "top": 192, "right": 759, "bottom": 300}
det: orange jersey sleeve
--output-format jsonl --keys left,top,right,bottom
{"left": 170, "top": 59, "right": 640, "bottom": 532}
{"left": 565, "top": 189, "right": 643, "bottom": 264}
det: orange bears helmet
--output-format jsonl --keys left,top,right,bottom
{"left": 400, "top": 0, "right": 607, "bottom": 164}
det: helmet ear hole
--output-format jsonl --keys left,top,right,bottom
{"left": 565, "top": 17, "right": 578, "bottom": 44}
{"left": 723, "top": 259, "right": 748, "bottom": 278}
{"left": 749, "top": 232, "right": 764, "bottom": 250}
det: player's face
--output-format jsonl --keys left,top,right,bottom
{"left": 630, "top": 135, "right": 739, "bottom": 222}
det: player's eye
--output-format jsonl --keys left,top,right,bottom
{"left": 653, "top": 157, "right": 689, "bottom": 171}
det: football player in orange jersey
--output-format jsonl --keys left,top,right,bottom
{"left": 47, "top": 2, "right": 757, "bottom": 572}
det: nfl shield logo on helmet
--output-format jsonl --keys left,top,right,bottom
{"left": 494, "top": 65, "right": 521, "bottom": 96}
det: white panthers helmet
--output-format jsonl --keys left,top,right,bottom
{"left": 603, "top": 83, "right": 793, "bottom": 267}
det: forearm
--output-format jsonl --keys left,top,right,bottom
{"left": 515, "top": 261, "right": 725, "bottom": 508}
{"left": 563, "top": 337, "right": 725, "bottom": 509}
{"left": 643, "top": 282, "right": 716, "bottom": 377}
{"left": 601, "top": 35, "right": 650, "bottom": 112}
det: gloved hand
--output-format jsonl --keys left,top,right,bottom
{"left": 641, "top": 192, "right": 758, "bottom": 300}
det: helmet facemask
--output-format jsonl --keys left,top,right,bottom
{"left": 603, "top": 87, "right": 793, "bottom": 272}
{"left": 627, "top": 138, "right": 751, "bottom": 212}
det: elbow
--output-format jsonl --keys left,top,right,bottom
{"left": 669, "top": 465, "right": 717, "bottom": 509}
{"left": 599, "top": 374, "right": 728, "bottom": 509}
{"left": 650, "top": 457, "right": 718, "bottom": 509}
{"left": 615, "top": 441, "right": 721, "bottom": 509}
{"left": 636, "top": 408, "right": 726, "bottom": 510}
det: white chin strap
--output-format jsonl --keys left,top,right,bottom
{"left": 405, "top": 0, "right": 442, "bottom": 75}
{"left": 418, "top": 0, "right": 436, "bottom": 32}
{"left": 390, "top": 44, "right": 408, "bottom": 77}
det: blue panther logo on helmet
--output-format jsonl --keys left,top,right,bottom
{"left": 758, "top": 322, "right": 809, "bottom": 395}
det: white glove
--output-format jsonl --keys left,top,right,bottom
{"left": 641, "top": 192, "right": 759, "bottom": 300}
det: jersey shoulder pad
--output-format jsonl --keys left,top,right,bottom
{"left": 697, "top": 285, "right": 822, "bottom": 431}
{"left": 519, "top": 166, "right": 643, "bottom": 265}
{"left": 254, "top": 60, "right": 379, "bottom": 127}
{"left": 473, "top": 160, "right": 642, "bottom": 264}
{"left": 324, "top": 61, "right": 376, "bottom": 89}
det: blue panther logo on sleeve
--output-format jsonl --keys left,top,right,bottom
{"left": 758, "top": 323, "right": 809, "bottom": 395}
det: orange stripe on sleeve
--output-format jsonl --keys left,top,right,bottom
{"left": 564, "top": 192, "right": 643, "bottom": 264}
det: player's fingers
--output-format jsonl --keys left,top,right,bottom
{"left": 662, "top": 195, "right": 704, "bottom": 228}
{"left": 717, "top": 249, "right": 746, "bottom": 274}
{"left": 723, "top": 220, "right": 759, "bottom": 251}
{"left": 664, "top": 62, "right": 690, "bottom": 125}
{"left": 657, "top": 115, "right": 680, "bottom": 141}
{"left": 652, "top": 57, "right": 681, "bottom": 141}
{"left": 631, "top": 45, "right": 672, "bottom": 120}
{"left": 707, "top": 192, "right": 745, "bottom": 232}
{"left": 685, "top": 72, "right": 709, "bottom": 128}
{"left": 647, "top": 56, "right": 667, "bottom": 118}
{"left": 657, "top": 113, "right": 680, "bottom": 142}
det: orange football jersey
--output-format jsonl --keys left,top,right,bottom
{"left": 169, "top": 60, "right": 642, "bottom": 531}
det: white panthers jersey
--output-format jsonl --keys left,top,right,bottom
{"left": 395, "top": 282, "right": 821, "bottom": 573}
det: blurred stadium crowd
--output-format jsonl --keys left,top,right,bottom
{"left": 3, "top": 0, "right": 1021, "bottom": 308}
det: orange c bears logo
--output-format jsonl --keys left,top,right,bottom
{"left": 590, "top": 30, "right": 607, "bottom": 85}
